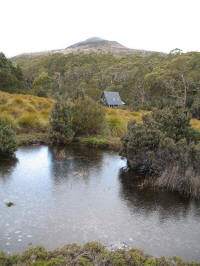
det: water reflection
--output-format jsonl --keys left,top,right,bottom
{"left": 0, "top": 157, "right": 18, "bottom": 183}
{"left": 118, "top": 168, "right": 199, "bottom": 222}
{"left": 48, "top": 145, "right": 104, "bottom": 185}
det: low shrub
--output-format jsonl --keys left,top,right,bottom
{"left": 0, "top": 119, "right": 18, "bottom": 156}
{"left": 0, "top": 114, "right": 18, "bottom": 130}
{"left": 49, "top": 102, "right": 74, "bottom": 144}
{"left": 72, "top": 96, "right": 106, "bottom": 136}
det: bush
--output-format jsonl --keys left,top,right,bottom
{"left": 49, "top": 101, "right": 74, "bottom": 144}
{"left": 120, "top": 107, "right": 200, "bottom": 198}
{"left": 0, "top": 119, "right": 18, "bottom": 156}
{"left": 72, "top": 96, "right": 105, "bottom": 135}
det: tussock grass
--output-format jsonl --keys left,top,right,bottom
{"left": 12, "top": 97, "right": 25, "bottom": 105}
{"left": 106, "top": 116, "right": 126, "bottom": 137}
{"left": 105, "top": 107, "right": 149, "bottom": 137}
{"left": 25, "top": 104, "right": 37, "bottom": 113}
{"left": 191, "top": 118, "right": 200, "bottom": 131}
{"left": 6, "top": 107, "right": 23, "bottom": 118}
{"left": 0, "top": 91, "right": 54, "bottom": 134}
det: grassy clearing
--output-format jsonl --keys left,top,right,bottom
{"left": 0, "top": 242, "right": 197, "bottom": 265}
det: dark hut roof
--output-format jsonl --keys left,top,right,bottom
{"left": 102, "top": 91, "right": 123, "bottom": 105}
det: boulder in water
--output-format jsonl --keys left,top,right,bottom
{"left": 5, "top": 202, "right": 14, "bottom": 207}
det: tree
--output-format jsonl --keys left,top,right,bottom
{"left": 0, "top": 52, "right": 25, "bottom": 93}
{"left": 49, "top": 102, "right": 74, "bottom": 144}
{"left": 191, "top": 94, "right": 200, "bottom": 119}
{"left": 0, "top": 119, "right": 18, "bottom": 156}
{"left": 32, "top": 72, "right": 52, "bottom": 97}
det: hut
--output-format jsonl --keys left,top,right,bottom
{"left": 101, "top": 91, "right": 124, "bottom": 107}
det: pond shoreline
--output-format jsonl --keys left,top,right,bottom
{"left": 0, "top": 242, "right": 198, "bottom": 265}
{"left": 16, "top": 133, "right": 122, "bottom": 151}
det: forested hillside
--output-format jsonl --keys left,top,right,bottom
{"left": 1, "top": 50, "right": 200, "bottom": 118}
{"left": 13, "top": 50, "right": 200, "bottom": 116}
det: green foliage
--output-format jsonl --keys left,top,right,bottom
{"left": 72, "top": 96, "right": 106, "bottom": 135}
{"left": 49, "top": 101, "right": 74, "bottom": 144}
{"left": 0, "top": 52, "right": 25, "bottom": 93}
{"left": 32, "top": 72, "right": 52, "bottom": 97}
{"left": 0, "top": 119, "right": 18, "bottom": 156}
{"left": 120, "top": 107, "right": 200, "bottom": 198}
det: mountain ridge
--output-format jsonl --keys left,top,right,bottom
{"left": 11, "top": 37, "right": 163, "bottom": 60}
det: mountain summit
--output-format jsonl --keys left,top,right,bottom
{"left": 67, "top": 37, "right": 106, "bottom": 48}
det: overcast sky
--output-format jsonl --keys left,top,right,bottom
{"left": 1, "top": 0, "right": 200, "bottom": 57}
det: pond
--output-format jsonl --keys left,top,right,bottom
{"left": 0, "top": 145, "right": 200, "bottom": 262}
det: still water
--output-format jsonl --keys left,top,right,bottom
{"left": 0, "top": 145, "right": 200, "bottom": 261}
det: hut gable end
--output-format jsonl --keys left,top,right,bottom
{"left": 101, "top": 91, "right": 123, "bottom": 107}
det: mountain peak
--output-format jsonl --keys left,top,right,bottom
{"left": 67, "top": 37, "right": 106, "bottom": 48}
{"left": 84, "top": 37, "right": 105, "bottom": 42}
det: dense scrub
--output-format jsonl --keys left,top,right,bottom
{"left": 120, "top": 107, "right": 200, "bottom": 198}
{"left": 0, "top": 242, "right": 198, "bottom": 265}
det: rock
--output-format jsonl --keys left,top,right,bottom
{"left": 5, "top": 202, "right": 14, "bottom": 207}
{"left": 30, "top": 254, "right": 36, "bottom": 262}
{"left": 106, "top": 241, "right": 129, "bottom": 251}
{"left": 56, "top": 150, "right": 70, "bottom": 160}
